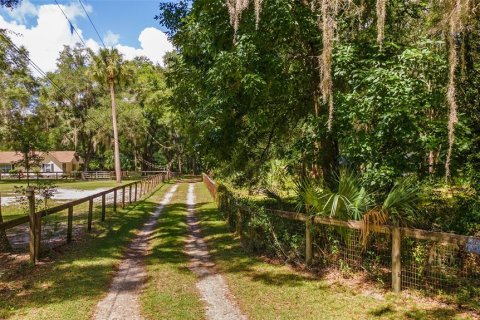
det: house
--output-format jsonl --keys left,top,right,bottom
{"left": 0, "top": 151, "right": 83, "bottom": 174}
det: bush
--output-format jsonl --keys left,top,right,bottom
{"left": 216, "top": 183, "right": 305, "bottom": 263}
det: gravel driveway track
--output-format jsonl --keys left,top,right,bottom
{"left": 185, "top": 183, "right": 247, "bottom": 320}
{"left": 93, "top": 184, "right": 178, "bottom": 320}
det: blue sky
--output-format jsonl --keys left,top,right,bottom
{"left": 71, "top": 0, "right": 167, "bottom": 48}
{"left": 0, "top": 0, "right": 175, "bottom": 72}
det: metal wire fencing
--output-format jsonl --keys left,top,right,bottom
{"left": 203, "top": 174, "right": 480, "bottom": 307}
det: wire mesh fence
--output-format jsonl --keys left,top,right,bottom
{"left": 202, "top": 174, "right": 480, "bottom": 306}
{"left": 312, "top": 225, "right": 392, "bottom": 285}
{"left": 401, "top": 237, "right": 480, "bottom": 295}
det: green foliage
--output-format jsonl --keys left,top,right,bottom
{"left": 157, "top": 0, "right": 480, "bottom": 235}
{"left": 295, "top": 169, "right": 419, "bottom": 227}
{"left": 0, "top": 0, "right": 21, "bottom": 8}
{"left": 216, "top": 183, "right": 305, "bottom": 262}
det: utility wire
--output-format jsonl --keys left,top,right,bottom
{"left": 3, "top": 27, "right": 169, "bottom": 154}
{"left": 0, "top": 32, "right": 62, "bottom": 92}
{"left": 0, "top": 31, "right": 106, "bottom": 131}
{"left": 52, "top": 2, "right": 172, "bottom": 151}
{"left": 52, "top": 2, "right": 170, "bottom": 149}
{"left": 54, "top": 0, "right": 87, "bottom": 47}
{"left": 78, "top": 0, "right": 106, "bottom": 48}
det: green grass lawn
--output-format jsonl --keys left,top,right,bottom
{"left": 140, "top": 183, "right": 205, "bottom": 320}
{"left": 193, "top": 182, "right": 475, "bottom": 320}
{"left": 0, "top": 182, "right": 169, "bottom": 320}
{"left": 0, "top": 180, "right": 140, "bottom": 222}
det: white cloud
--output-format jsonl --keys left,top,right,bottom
{"left": 116, "top": 27, "right": 174, "bottom": 66}
{"left": 0, "top": 2, "right": 173, "bottom": 74}
{"left": 104, "top": 30, "right": 119, "bottom": 47}
{"left": 0, "top": 2, "right": 95, "bottom": 73}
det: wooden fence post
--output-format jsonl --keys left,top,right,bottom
{"left": 139, "top": 181, "right": 143, "bottom": 198}
{"left": 87, "top": 198, "right": 93, "bottom": 232}
{"left": 27, "top": 187, "right": 40, "bottom": 264}
{"left": 129, "top": 185, "right": 132, "bottom": 204}
{"left": 113, "top": 190, "right": 117, "bottom": 212}
{"left": 101, "top": 194, "right": 106, "bottom": 221}
{"left": 305, "top": 216, "right": 313, "bottom": 267}
{"left": 392, "top": 226, "right": 401, "bottom": 293}
{"left": 134, "top": 183, "right": 138, "bottom": 202}
{"left": 122, "top": 186, "right": 125, "bottom": 209}
{"left": 67, "top": 205, "right": 73, "bottom": 243}
{"left": 236, "top": 208, "right": 242, "bottom": 236}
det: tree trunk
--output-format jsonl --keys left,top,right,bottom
{"left": 109, "top": 81, "right": 122, "bottom": 183}
{"left": 428, "top": 150, "right": 436, "bottom": 175}
{"left": 319, "top": 135, "right": 339, "bottom": 188}
{"left": 134, "top": 151, "right": 138, "bottom": 172}
{"left": 0, "top": 195, "right": 12, "bottom": 252}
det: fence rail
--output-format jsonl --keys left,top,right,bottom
{"left": 202, "top": 174, "right": 480, "bottom": 297}
{"left": 1, "top": 173, "right": 168, "bottom": 264}
{"left": 0, "top": 170, "right": 173, "bottom": 181}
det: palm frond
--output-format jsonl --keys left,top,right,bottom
{"left": 294, "top": 176, "right": 324, "bottom": 214}
{"left": 382, "top": 177, "right": 419, "bottom": 226}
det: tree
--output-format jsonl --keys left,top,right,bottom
{"left": 157, "top": 0, "right": 480, "bottom": 201}
{"left": 6, "top": 111, "right": 49, "bottom": 185}
{"left": 39, "top": 45, "right": 100, "bottom": 173}
{"left": 90, "top": 48, "right": 127, "bottom": 183}
{"left": 0, "top": 0, "right": 21, "bottom": 8}
{"left": 0, "top": 29, "right": 38, "bottom": 252}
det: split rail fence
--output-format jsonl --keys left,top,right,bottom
{"left": 0, "top": 173, "right": 169, "bottom": 264}
{"left": 202, "top": 174, "right": 480, "bottom": 297}
{"left": 0, "top": 170, "right": 170, "bottom": 181}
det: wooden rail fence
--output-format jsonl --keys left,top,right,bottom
{"left": 0, "top": 170, "right": 172, "bottom": 181}
{"left": 1, "top": 173, "right": 167, "bottom": 264}
{"left": 202, "top": 173, "right": 480, "bottom": 294}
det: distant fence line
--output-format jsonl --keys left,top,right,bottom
{"left": 0, "top": 170, "right": 169, "bottom": 181}
{"left": 202, "top": 174, "right": 480, "bottom": 297}
{"left": 0, "top": 172, "right": 176, "bottom": 264}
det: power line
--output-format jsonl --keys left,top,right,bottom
{"left": 0, "top": 32, "right": 62, "bottom": 92}
{"left": 2, "top": 30, "right": 170, "bottom": 153}
{"left": 54, "top": 0, "right": 87, "bottom": 47}
{"left": 78, "top": 0, "right": 106, "bottom": 48}
{"left": 49, "top": 2, "right": 172, "bottom": 151}
{"left": 0, "top": 31, "right": 106, "bottom": 132}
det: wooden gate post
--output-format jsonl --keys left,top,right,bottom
{"left": 392, "top": 226, "right": 402, "bottom": 293}
{"left": 87, "top": 198, "right": 93, "bottom": 232}
{"left": 67, "top": 205, "right": 73, "bottom": 243}
{"left": 27, "top": 187, "right": 40, "bottom": 264}
{"left": 305, "top": 216, "right": 313, "bottom": 267}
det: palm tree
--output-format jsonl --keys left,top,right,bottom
{"left": 90, "top": 48, "right": 125, "bottom": 183}
{"left": 296, "top": 169, "right": 419, "bottom": 246}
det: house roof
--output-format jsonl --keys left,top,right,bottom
{"left": 0, "top": 151, "right": 22, "bottom": 164}
{"left": 48, "top": 151, "right": 81, "bottom": 163}
{"left": 0, "top": 151, "right": 83, "bottom": 164}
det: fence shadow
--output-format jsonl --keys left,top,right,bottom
{"left": 0, "top": 197, "right": 161, "bottom": 318}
